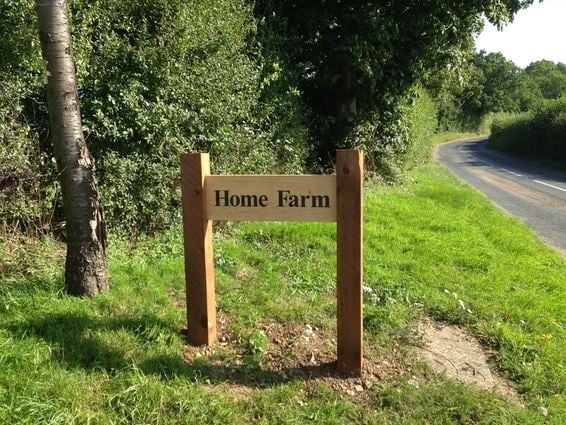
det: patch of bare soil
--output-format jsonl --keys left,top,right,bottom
{"left": 417, "top": 319, "right": 523, "bottom": 406}
{"left": 259, "top": 320, "right": 411, "bottom": 400}
{"left": 167, "top": 288, "right": 186, "bottom": 308}
{"left": 181, "top": 313, "right": 411, "bottom": 401}
{"left": 172, "top": 289, "right": 523, "bottom": 406}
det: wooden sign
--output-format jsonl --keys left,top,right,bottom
{"left": 181, "top": 150, "right": 363, "bottom": 376}
{"left": 206, "top": 175, "right": 336, "bottom": 222}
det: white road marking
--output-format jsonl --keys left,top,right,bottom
{"left": 500, "top": 168, "right": 522, "bottom": 177}
{"left": 534, "top": 180, "right": 566, "bottom": 193}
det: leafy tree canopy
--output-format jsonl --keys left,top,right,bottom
{"left": 255, "top": 0, "right": 535, "bottom": 157}
{"left": 523, "top": 60, "right": 566, "bottom": 101}
{"left": 424, "top": 50, "right": 522, "bottom": 130}
{"left": 1, "top": 0, "right": 311, "bottom": 234}
{"left": 466, "top": 51, "right": 522, "bottom": 115}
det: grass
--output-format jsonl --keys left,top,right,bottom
{"left": 1, "top": 156, "right": 565, "bottom": 423}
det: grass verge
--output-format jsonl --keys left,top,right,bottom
{"left": 1, "top": 159, "right": 564, "bottom": 423}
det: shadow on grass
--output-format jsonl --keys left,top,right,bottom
{"left": 7, "top": 310, "right": 341, "bottom": 388}
{"left": 143, "top": 353, "right": 339, "bottom": 388}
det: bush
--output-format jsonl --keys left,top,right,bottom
{"left": 1, "top": 0, "right": 312, "bottom": 235}
{"left": 403, "top": 88, "right": 439, "bottom": 166}
{"left": 488, "top": 98, "right": 566, "bottom": 165}
{"left": 0, "top": 1, "right": 58, "bottom": 235}
{"left": 340, "top": 88, "right": 438, "bottom": 181}
{"left": 488, "top": 112, "right": 533, "bottom": 152}
{"left": 0, "top": 1, "right": 446, "bottom": 235}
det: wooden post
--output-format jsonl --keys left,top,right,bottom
{"left": 180, "top": 153, "right": 217, "bottom": 345}
{"left": 336, "top": 150, "right": 363, "bottom": 376}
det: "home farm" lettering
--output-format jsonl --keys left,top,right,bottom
{"left": 214, "top": 190, "right": 330, "bottom": 208}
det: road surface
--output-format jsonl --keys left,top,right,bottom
{"left": 436, "top": 137, "right": 566, "bottom": 253}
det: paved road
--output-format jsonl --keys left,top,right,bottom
{"left": 437, "top": 137, "right": 566, "bottom": 253}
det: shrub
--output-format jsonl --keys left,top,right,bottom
{"left": 0, "top": 1, "right": 450, "bottom": 236}
{"left": 0, "top": 1, "right": 58, "bottom": 235}
{"left": 488, "top": 112, "right": 533, "bottom": 152}
{"left": 488, "top": 98, "right": 566, "bottom": 165}
{"left": 1, "top": 0, "right": 312, "bottom": 235}
{"left": 340, "top": 88, "right": 438, "bottom": 181}
{"left": 403, "top": 88, "right": 439, "bottom": 166}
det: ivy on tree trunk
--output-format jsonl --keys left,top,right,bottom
{"left": 35, "top": 0, "right": 108, "bottom": 296}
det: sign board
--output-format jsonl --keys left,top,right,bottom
{"left": 181, "top": 150, "right": 363, "bottom": 376}
{"left": 206, "top": 175, "right": 337, "bottom": 222}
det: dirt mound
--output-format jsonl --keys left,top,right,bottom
{"left": 177, "top": 302, "right": 522, "bottom": 405}
{"left": 182, "top": 313, "right": 409, "bottom": 400}
{"left": 417, "top": 319, "right": 523, "bottom": 405}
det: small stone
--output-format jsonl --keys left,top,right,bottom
{"left": 539, "top": 406, "right": 548, "bottom": 416}
{"left": 408, "top": 376, "right": 419, "bottom": 388}
{"left": 354, "top": 384, "right": 364, "bottom": 392}
{"left": 304, "top": 324, "right": 315, "bottom": 337}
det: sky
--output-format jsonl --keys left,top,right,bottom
{"left": 475, "top": 0, "right": 566, "bottom": 68}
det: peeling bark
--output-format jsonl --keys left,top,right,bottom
{"left": 36, "top": 0, "right": 108, "bottom": 296}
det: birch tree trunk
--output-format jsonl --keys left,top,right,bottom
{"left": 36, "top": 0, "right": 108, "bottom": 296}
